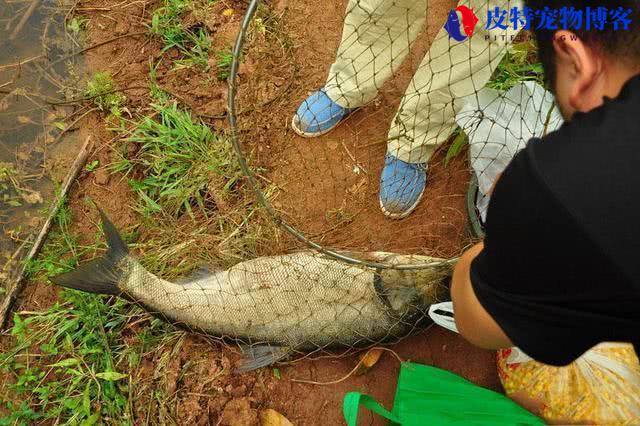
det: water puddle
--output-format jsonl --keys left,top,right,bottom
{"left": 1, "top": 0, "right": 84, "bottom": 294}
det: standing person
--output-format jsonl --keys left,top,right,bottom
{"left": 292, "top": 0, "right": 522, "bottom": 218}
{"left": 450, "top": 0, "right": 640, "bottom": 422}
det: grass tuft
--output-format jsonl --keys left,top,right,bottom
{"left": 112, "top": 101, "right": 242, "bottom": 218}
{"left": 85, "top": 72, "right": 126, "bottom": 120}
{"left": 149, "top": 0, "right": 212, "bottom": 70}
{"left": 215, "top": 49, "right": 233, "bottom": 81}
{"left": 486, "top": 40, "right": 545, "bottom": 91}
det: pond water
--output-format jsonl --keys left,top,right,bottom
{"left": 0, "top": 0, "right": 83, "bottom": 291}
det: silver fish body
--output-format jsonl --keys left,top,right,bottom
{"left": 50, "top": 210, "right": 452, "bottom": 371}
{"left": 119, "top": 251, "right": 450, "bottom": 349}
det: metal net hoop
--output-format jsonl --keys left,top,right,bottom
{"left": 227, "top": 0, "right": 458, "bottom": 271}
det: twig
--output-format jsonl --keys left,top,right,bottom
{"left": 0, "top": 55, "right": 44, "bottom": 71}
{"left": 9, "top": 0, "right": 42, "bottom": 40}
{"left": 49, "top": 31, "right": 147, "bottom": 65}
{"left": 340, "top": 140, "right": 368, "bottom": 175}
{"left": 290, "top": 347, "right": 404, "bottom": 386}
{"left": 44, "top": 85, "right": 149, "bottom": 105}
{"left": 0, "top": 136, "right": 93, "bottom": 329}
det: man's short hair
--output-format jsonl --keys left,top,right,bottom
{"left": 524, "top": 0, "right": 640, "bottom": 88}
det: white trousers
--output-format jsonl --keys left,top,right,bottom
{"left": 325, "top": 0, "right": 522, "bottom": 163}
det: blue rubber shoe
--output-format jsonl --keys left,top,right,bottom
{"left": 379, "top": 155, "right": 428, "bottom": 219}
{"left": 291, "top": 88, "right": 354, "bottom": 137}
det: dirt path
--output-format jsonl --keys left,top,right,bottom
{"left": 1, "top": 0, "right": 500, "bottom": 424}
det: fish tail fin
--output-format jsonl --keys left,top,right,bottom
{"left": 49, "top": 208, "right": 129, "bottom": 296}
{"left": 236, "top": 345, "right": 291, "bottom": 373}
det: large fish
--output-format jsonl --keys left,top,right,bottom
{"left": 50, "top": 210, "right": 452, "bottom": 371}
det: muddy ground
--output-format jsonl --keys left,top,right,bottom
{"left": 1, "top": 0, "right": 501, "bottom": 424}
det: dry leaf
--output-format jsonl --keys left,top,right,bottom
{"left": 16, "top": 115, "right": 34, "bottom": 124}
{"left": 260, "top": 409, "right": 293, "bottom": 426}
{"left": 0, "top": 98, "right": 9, "bottom": 112}
{"left": 222, "top": 8, "right": 234, "bottom": 17}
{"left": 354, "top": 348, "right": 384, "bottom": 376}
{"left": 22, "top": 191, "right": 43, "bottom": 205}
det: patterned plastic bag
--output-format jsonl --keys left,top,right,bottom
{"left": 430, "top": 303, "right": 640, "bottom": 424}
{"left": 497, "top": 343, "right": 640, "bottom": 424}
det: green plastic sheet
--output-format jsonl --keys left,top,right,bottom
{"left": 343, "top": 362, "right": 544, "bottom": 425}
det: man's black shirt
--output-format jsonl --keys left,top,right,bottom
{"left": 470, "top": 74, "right": 640, "bottom": 366}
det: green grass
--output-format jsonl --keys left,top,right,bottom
{"left": 215, "top": 49, "right": 233, "bottom": 81}
{"left": 1, "top": 2, "right": 286, "bottom": 423}
{"left": 0, "top": 202, "right": 189, "bottom": 425}
{"left": 111, "top": 101, "right": 242, "bottom": 218}
{"left": 0, "top": 203, "right": 131, "bottom": 424}
{"left": 67, "top": 17, "right": 88, "bottom": 36}
{"left": 85, "top": 72, "right": 126, "bottom": 120}
{"left": 486, "top": 40, "right": 545, "bottom": 91}
{"left": 149, "top": 0, "right": 212, "bottom": 71}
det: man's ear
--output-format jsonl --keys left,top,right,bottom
{"left": 552, "top": 30, "right": 602, "bottom": 110}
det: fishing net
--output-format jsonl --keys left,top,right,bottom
{"left": 228, "top": 0, "right": 553, "bottom": 258}
{"left": 64, "top": 0, "right": 563, "bottom": 366}
{"left": 43, "top": 0, "right": 561, "bottom": 366}
{"left": 200, "top": 0, "right": 558, "bottom": 363}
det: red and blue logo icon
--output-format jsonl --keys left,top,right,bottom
{"left": 444, "top": 6, "right": 479, "bottom": 42}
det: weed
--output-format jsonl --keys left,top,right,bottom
{"left": 215, "top": 49, "right": 233, "bottom": 81}
{"left": 149, "top": 0, "right": 211, "bottom": 70}
{"left": 67, "top": 17, "right": 88, "bottom": 36}
{"left": 0, "top": 202, "right": 137, "bottom": 424}
{"left": 148, "top": 59, "right": 171, "bottom": 103}
{"left": 251, "top": 3, "right": 295, "bottom": 58}
{"left": 85, "top": 160, "right": 100, "bottom": 173}
{"left": 111, "top": 101, "right": 242, "bottom": 218}
{"left": 85, "top": 72, "right": 126, "bottom": 119}
{"left": 487, "top": 40, "right": 544, "bottom": 91}
{"left": 444, "top": 130, "right": 468, "bottom": 167}
{"left": 174, "top": 27, "right": 211, "bottom": 70}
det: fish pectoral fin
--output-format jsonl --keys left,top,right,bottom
{"left": 235, "top": 344, "right": 291, "bottom": 373}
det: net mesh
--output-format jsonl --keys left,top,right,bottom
{"left": 67, "top": 0, "right": 557, "bottom": 369}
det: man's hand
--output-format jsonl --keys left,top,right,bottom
{"left": 450, "top": 242, "right": 513, "bottom": 350}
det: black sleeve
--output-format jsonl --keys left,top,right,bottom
{"left": 469, "top": 141, "right": 636, "bottom": 366}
